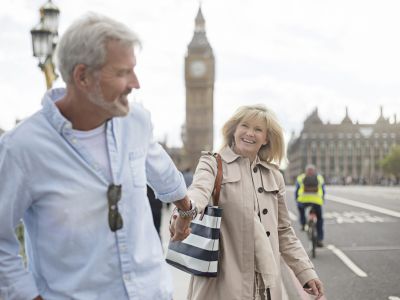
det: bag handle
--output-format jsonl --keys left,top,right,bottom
{"left": 211, "top": 153, "right": 223, "bottom": 206}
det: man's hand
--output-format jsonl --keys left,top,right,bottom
{"left": 303, "top": 278, "right": 324, "bottom": 300}
{"left": 169, "top": 213, "right": 191, "bottom": 241}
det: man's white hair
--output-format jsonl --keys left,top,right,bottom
{"left": 55, "top": 12, "right": 141, "bottom": 83}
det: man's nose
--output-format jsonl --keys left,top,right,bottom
{"left": 128, "top": 72, "right": 140, "bottom": 89}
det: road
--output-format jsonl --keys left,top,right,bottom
{"left": 160, "top": 185, "right": 400, "bottom": 300}
{"left": 286, "top": 185, "right": 400, "bottom": 300}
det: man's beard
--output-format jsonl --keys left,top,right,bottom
{"left": 87, "top": 82, "right": 131, "bottom": 117}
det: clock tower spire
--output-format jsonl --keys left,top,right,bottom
{"left": 184, "top": 5, "right": 215, "bottom": 171}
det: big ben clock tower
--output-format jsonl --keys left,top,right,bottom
{"left": 184, "top": 6, "right": 215, "bottom": 171}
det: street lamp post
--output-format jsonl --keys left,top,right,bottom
{"left": 30, "top": 0, "right": 60, "bottom": 90}
{"left": 16, "top": 0, "right": 60, "bottom": 264}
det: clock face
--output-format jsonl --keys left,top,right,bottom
{"left": 190, "top": 60, "right": 206, "bottom": 77}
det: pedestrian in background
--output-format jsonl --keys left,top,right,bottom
{"left": 147, "top": 185, "right": 163, "bottom": 236}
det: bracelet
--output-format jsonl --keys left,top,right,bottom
{"left": 177, "top": 199, "right": 198, "bottom": 220}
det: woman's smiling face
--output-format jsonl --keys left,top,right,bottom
{"left": 233, "top": 117, "right": 268, "bottom": 161}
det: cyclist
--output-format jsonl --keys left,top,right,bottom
{"left": 295, "top": 164, "right": 326, "bottom": 247}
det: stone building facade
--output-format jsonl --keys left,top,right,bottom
{"left": 286, "top": 107, "right": 400, "bottom": 185}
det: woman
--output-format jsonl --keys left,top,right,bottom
{"left": 183, "top": 104, "right": 324, "bottom": 299}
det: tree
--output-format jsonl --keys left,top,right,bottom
{"left": 380, "top": 145, "right": 400, "bottom": 182}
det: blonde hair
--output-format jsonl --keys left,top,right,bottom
{"left": 220, "top": 104, "right": 286, "bottom": 164}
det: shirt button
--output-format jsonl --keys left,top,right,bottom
{"left": 266, "top": 231, "right": 271, "bottom": 237}
{"left": 123, "top": 274, "right": 130, "bottom": 281}
{"left": 72, "top": 138, "right": 77, "bottom": 144}
{"left": 253, "top": 167, "right": 258, "bottom": 173}
{"left": 262, "top": 209, "right": 268, "bottom": 215}
{"left": 258, "top": 187, "right": 264, "bottom": 193}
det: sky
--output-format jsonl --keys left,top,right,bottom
{"left": 1, "top": 0, "right": 400, "bottom": 149}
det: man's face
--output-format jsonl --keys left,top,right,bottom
{"left": 306, "top": 167, "right": 316, "bottom": 176}
{"left": 87, "top": 40, "right": 140, "bottom": 117}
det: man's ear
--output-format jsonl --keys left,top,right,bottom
{"left": 72, "top": 64, "right": 90, "bottom": 89}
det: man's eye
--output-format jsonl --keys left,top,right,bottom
{"left": 116, "top": 70, "right": 131, "bottom": 77}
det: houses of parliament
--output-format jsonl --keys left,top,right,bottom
{"left": 285, "top": 107, "right": 400, "bottom": 185}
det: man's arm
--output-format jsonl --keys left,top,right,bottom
{"left": 0, "top": 142, "right": 40, "bottom": 299}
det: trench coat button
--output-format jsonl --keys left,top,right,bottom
{"left": 262, "top": 208, "right": 268, "bottom": 215}
{"left": 266, "top": 231, "right": 270, "bottom": 237}
{"left": 258, "top": 187, "right": 264, "bottom": 193}
{"left": 253, "top": 167, "right": 258, "bottom": 173}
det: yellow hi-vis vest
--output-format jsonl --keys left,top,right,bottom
{"left": 296, "top": 173, "right": 324, "bottom": 205}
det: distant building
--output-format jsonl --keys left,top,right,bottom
{"left": 286, "top": 107, "right": 400, "bottom": 185}
{"left": 182, "top": 6, "right": 215, "bottom": 171}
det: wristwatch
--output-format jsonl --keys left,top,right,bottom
{"left": 177, "top": 199, "right": 198, "bottom": 220}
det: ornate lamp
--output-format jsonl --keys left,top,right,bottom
{"left": 30, "top": 0, "right": 60, "bottom": 90}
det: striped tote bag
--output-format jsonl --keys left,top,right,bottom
{"left": 166, "top": 153, "right": 223, "bottom": 277}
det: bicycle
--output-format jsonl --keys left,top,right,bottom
{"left": 305, "top": 205, "right": 318, "bottom": 258}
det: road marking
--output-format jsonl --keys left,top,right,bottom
{"left": 288, "top": 210, "right": 298, "bottom": 221}
{"left": 325, "top": 195, "right": 400, "bottom": 218}
{"left": 340, "top": 245, "right": 400, "bottom": 252}
{"left": 388, "top": 297, "right": 400, "bottom": 300}
{"left": 324, "top": 211, "right": 386, "bottom": 224}
{"left": 327, "top": 244, "right": 367, "bottom": 277}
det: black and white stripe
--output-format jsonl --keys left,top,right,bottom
{"left": 166, "top": 206, "right": 222, "bottom": 277}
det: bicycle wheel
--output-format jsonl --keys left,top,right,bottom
{"left": 310, "top": 222, "right": 317, "bottom": 258}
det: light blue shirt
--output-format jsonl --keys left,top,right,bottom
{"left": 0, "top": 88, "right": 186, "bottom": 300}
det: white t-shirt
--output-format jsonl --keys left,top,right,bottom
{"left": 72, "top": 123, "right": 112, "bottom": 182}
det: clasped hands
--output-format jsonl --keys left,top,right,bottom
{"left": 169, "top": 210, "right": 192, "bottom": 241}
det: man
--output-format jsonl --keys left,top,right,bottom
{"left": 0, "top": 13, "right": 196, "bottom": 300}
{"left": 295, "top": 164, "right": 326, "bottom": 247}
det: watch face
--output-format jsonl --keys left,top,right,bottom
{"left": 190, "top": 60, "right": 206, "bottom": 77}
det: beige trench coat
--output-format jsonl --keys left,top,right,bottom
{"left": 186, "top": 147, "right": 318, "bottom": 300}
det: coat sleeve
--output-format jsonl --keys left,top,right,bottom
{"left": 0, "top": 138, "right": 40, "bottom": 300}
{"left": 187, "top": 154, "right": 217, "bottom": 212}
{"left": 274, "top": 170, "right": 319, "bottom": 286}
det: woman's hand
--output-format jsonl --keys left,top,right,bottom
{"left": 303, "top": 278, "right": 324, "bottom": 299}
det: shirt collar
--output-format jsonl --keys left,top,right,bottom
{"left": 41, "top": 88, "right": 73, "bottom": 133}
